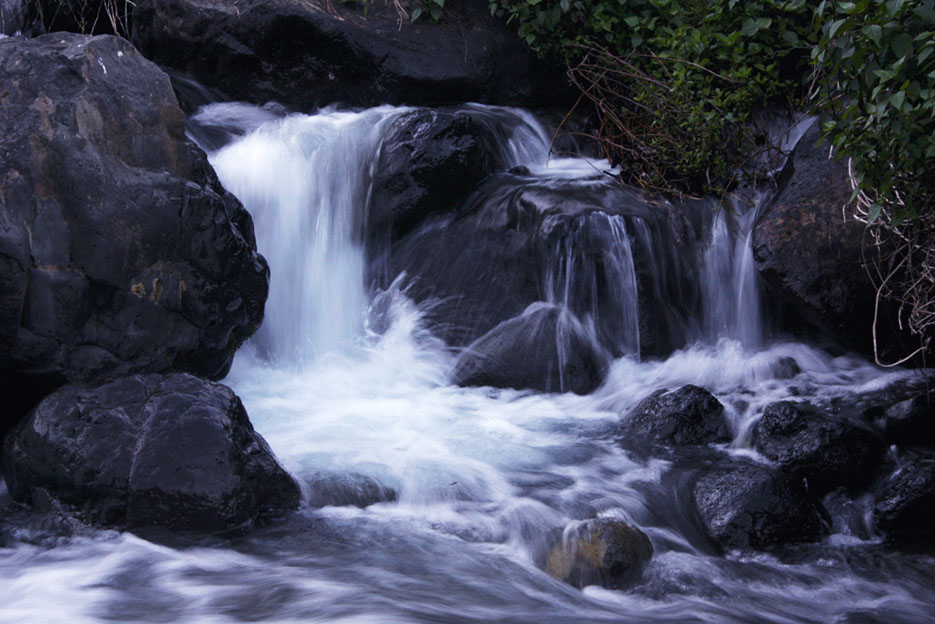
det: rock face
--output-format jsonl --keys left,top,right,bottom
{"left": 753, "top": 121, "right": 917, "bottom": 361}
{"left": 451, "top": 303, "right": 610, "bottom": 395}
{"left": 545, "top": 518, "right": 653, "bottom": 589}
{"left": 752, "top": 401, "right": 886, "bottom": 496}
{"left": 131, "top": 0, "right": 567, "bottom": 111}
{"left": 873, "top": 451, "right": 935, "bottom": 543}
{"left": 2, "top": 374, "right": 300, "bottom": 531}
{"left": 369, "top": 109, "right": 501, "bottom": 248}
{"left": 619, "top": 385, "right": 730, "bottom": 451}
{"left": 692, "top": 460, "right": 826, "bottom": 550}
{"left": 0, "top": 34, "right": 268, "bottom": 432}
{"left": 381, "top": 174, "right": 699, "bottom": 358}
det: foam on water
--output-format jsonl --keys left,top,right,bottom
{"left": 1, "top": 103, "right": 932, "bottom": 623}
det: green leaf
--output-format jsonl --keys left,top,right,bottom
{"left": 411, "top": 6, "right": 422, "bottom": 21}
{"left": 828, "top": 18, "right": 848, "bottom": 39}
{"left": 863, "top": 24, "right": 882, "bottom": 47}
{"left": 741, "top": 18, "right": 759, "bottom": 36}
{"left": 891, "top": 33, "right": 914, "bottom": 59}
{"left": 890, "top": 90, "right": 907, "bottom": 110}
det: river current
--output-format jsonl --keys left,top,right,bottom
{"left": 1, "top": 103, "right": 933, "bottom": 624}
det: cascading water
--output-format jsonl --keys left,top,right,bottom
{"left": 204, "top": 105, "right": 406, "bottom": 364}
{"left": 1, "top": 105, "right": 933, "bottom": 624}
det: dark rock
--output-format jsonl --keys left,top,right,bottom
{"left": 131, "top": 0, "right": 569, "bottom": 111}
{"left": 882, "top": 394, "right": 935, "bottom": 448}
{"left": 770, "top": 356, "right": 801, "bottom": 380}
{"left": 753, "top": 120, "right": 921, "bottom": 363}
{"left": 620, "top": 385, "right": 730, "bottom": 450}
{"left": 380, "top": 174, "right": 699, "bottom": 357}
{"left": 752, "top": 401, "right": 886, "bottom": 495}
{"left": 0, "top": 34, "right": 268, "bottom": 434}
{"left": 306, "top": 471, "right": 396, "bottom": 509}
{"left": 692, "top": 459, "right": 826, "bottom": 550}
{"left": 873, "top": 450, "right": 935, "bottom": 543}
{"left": 369, "top": 109, "right": 501, "bottom": 247}
{"left": 545, "top": 518, "right": 653, "bottom": 589}
{"left": 2, "top": 374, "right": 299, "bottom": 532}
{"left": 451, "top": 303, "right": 610, "bottom": 395}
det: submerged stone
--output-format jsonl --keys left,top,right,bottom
{"left": 451, "top": 303, "right": 610, "bottom": 395}
{"left": 306, "top": 471, "right": 397, "bottom": 509}
{"left": 545, "top": 518, "right": 653, "bottom": 589}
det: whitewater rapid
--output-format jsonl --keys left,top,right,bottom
{"left": 1, "top": 103, "right": 933, "bottom": 624}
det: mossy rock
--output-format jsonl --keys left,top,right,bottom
{"left": 545, "top": 518, "right": 653, "bottom": 589}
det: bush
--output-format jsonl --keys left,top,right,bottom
{"left": 489, "top": 0, "right": 818, "bottom": 195}
{"left": 813, "top": 0, "right": 935, "bottom": 363}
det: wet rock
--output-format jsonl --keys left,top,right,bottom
{"left": 369, "top": 109, "right": 501, "bottom": 247}
{"left": 306, "top": 472, "right": 396, "bottom": 509}
{"left": 752, "top": 401, "right": 886, "bottom": 495}
{"left": 873, "top": 450, "right": 935, "bottom": 543}
{"left": 131, "top": 0, "right": 568, "bottom": 112}
{"left": 619, "top": 385, "right": 730, "bottom": 451}
{"left": 882, "top": 394, "right": 935, "bottom": 448}
{"left": 381, "top": 175, "right": 698, "bottom": 357}
{"left": 770, "top": 356, "right": 801, "bottom": 380}
{"left": 2, "top": 374, "right": 299, "bottom": 532}
{"left": 0, "top": 34, "right": 267, "bottom": 435}
{"left": 451, "top": 303, "right": 610, "bottom": 395}
{"left": 545, "top": 518, "right": 653, "bottom": 589}
{"left": 753, "top": 121, "right": 922, "bottom": 363}
{"left": 692, "top": 459, "right": 826, "bottom": 550}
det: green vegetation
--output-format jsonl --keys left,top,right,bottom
{"left": 812, "top": 0, "right": 935, "bottom": 363}
{"left": 813, "top": 0, "right": 935, "bottom": 225}
{"left": 488, "top": 0, "right": 818, "bottom": 195}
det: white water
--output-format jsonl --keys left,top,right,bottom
{"left": 1, "top": 105, "right": 933, "bottom": 623}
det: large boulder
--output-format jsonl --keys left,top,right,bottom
{"left": 753, "top": 121, "right": 917, "bottom": 361}
{"left": 619, "top": 385, "right": 730, "bottom": 451}
{"left": 2, "top": 373, "right": 300, "bottom": 531}
{"left": 380, "top": 173, "right": 699, "bottom": 357}
{"left": 692, "top": 459, "right": 826, "bottom": 550}
{"left": 752, "top": 401, "right": 886, "bottom": 496}
{"left": 131, "top": 0, "right": 568, "bottom": 111}
{"left": 0, "top": 34, "right": 268, "bottom": 433}
{"left": 368, "top": 109, "right": 501, "bottom": 249}
{"left": 545, "top": 518, "right": 653, "bottom": 589}
{"left": 451, "top": 303, "right": 610, "bottom": 395}
{"left": 873, "top": 450, "right": 935, "bottom": 543}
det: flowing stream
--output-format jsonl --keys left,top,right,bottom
{"left": 1, "top": 104, "right": 933, "bottom": 623}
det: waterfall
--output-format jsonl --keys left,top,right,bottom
{"left": 200, "top": 106, "right": 405, "bottom": 364}
{"left": 701, "top": 194, "right": 765, "bottom": 347}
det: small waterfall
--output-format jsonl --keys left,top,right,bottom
{"left": 543, "top": 212, "right": 641, "bottom": 356}
{"left": 0, "top": 0, "right": 22, "bottom": 35}
{"left": 201, "top": 105, "right": 407, "bottom": 365}
{"left": 701, "top": 194, "right": 765, "bottom": 347}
